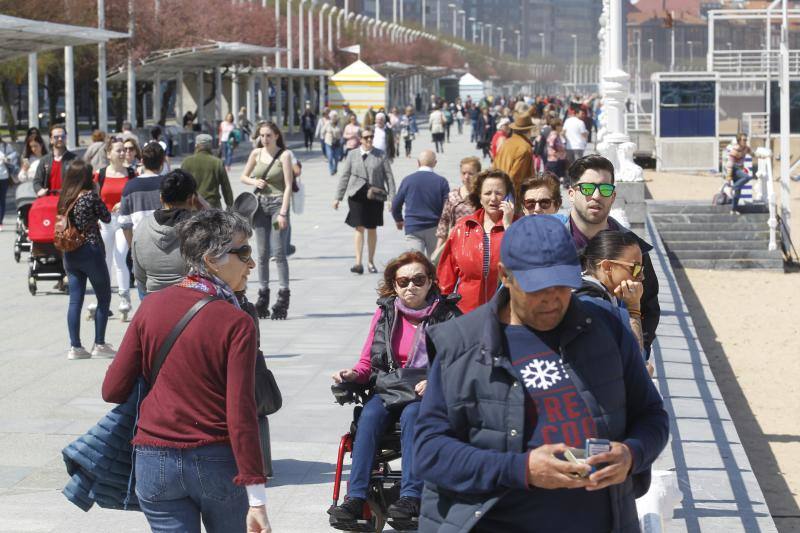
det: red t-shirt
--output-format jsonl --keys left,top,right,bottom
{"left": 94, "top": 170, "right": 130, "bottom": 211}
{"left": 49, "top": 158, "right": 63, "bottom": 192}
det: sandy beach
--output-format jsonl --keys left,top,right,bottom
{"left": 646, "top": 169, "right": 800, "bottom": 531}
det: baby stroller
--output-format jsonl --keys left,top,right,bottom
{"left": 26, "top": 194, "right": 68, "bottom": 295}
{"left": 13, "top": 181, "right": 36, "bottom": 263}
{"left": 329, "top": 382, "right": 414, "bottom": 533}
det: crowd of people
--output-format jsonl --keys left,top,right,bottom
{"left": 0, "top": 91, "right": 676, "bottom": 533}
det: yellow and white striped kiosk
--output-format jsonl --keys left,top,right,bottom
{"left": 328, "top": 60, "right": 386, "bottom": 124}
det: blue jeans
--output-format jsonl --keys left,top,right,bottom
{"left": 221, "top": 141, "right": 233, "bottom": 168}
{"left": 135, "top": 443, "right": 249, "bottom": 533}
{"left": 731, "top": 167, "right": 752, "bottom": 210}
{"left": 348, "top": 396, "right": 422, "bottom": 500}
{"left": 63, "top": 242, "right": 111, "bottom": 348}
{"left": 326, "top": 142, "right": 342, "bottom": 175}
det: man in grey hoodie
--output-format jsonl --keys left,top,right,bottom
{"left": 132, "top": 169, "right": 200, "bottom": 293}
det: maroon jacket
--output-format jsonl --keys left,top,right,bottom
{"left": 102, "top": 285, "right": 265, "bottom": 485}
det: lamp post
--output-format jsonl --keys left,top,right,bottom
{"left": 648, "top": 37, "right": 653, "bottom": 62}
{"left": 448, "top": 3, "right": 457, "bottom": 38}
{"left": 497, "top": 27, "right": 504, "bottom": 55}
{"left": 487, "top": 23, "right": 493, "bottom": 49}
{"left": 688, "top": 40, "right": 694, "bottom": 64}
{"left": 308, "top": 2, "right": 314, "bottom": 70}
{"left": 459, "top": 10, "right": 466, "bottom": 41}
{"left": 571, "top": 33, "right": 577, "bottom": 87}
{"left": 469, "top": 17, "right": 476, "bottom": 44}
{"left": 436, "top": 0, "right": 441, "bottom": 32}
{"left": 320, "top": 4, "right": 329, "bottom": 56}
{"left": 539, "top": 31, "right": 545, "bottom": 56}
{"left": 479, "top": 22, "right": 484, "bottom": 46}
{"left": 515, "top": 29, "right": 521, "bottom": 60}
{"left": 375, "top": 0, "right": 380, "bottom": 22}
{"left": 299, "top": 0, "right": 305, "bottom": 70}
{"left": 422, "top": 0, "right": 426, "bottom": 28}
{"left": 287, "top": 0, "right": 293, "bottom": 69}
{"left": 328, "top": 6, "right": 336, "bottom": 52}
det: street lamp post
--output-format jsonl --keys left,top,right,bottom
{"left": 648, "top": 38, "right": 653, "bottom": 62}
{"left": 469, "top": 17, "right": 476, "bottom": 44}
{"left": 448, "top": 3, "right": 457, "bottom": 38}
{"left": 515, "top": 29, "right": 521, "bottom": 60}
{"left": 497, "top": 27, "right": 504, "bottom": 54}
{"left": 688, "top": 40, "right": 694, "bottom": 64}
{"left": 437, "top": 0, "right": 441, "bottom": 32}
{"left": 571, "top": 33, "right": 577, "bottom": 87}
{"left": 459, "top": 10, "right": 466, "bottom": 41}
{"left": 299, "top": 0, "right": 305, "bottom": 71}
{"left": 422, "top": 0, "right": 426, "bottom": 28}
{"left": 479, "top": 23, "right": 484, "bottom": 46}
{"left": 487, "top": 24, "right": 493, "bottom": 49}
{"left": 328, "top": 6, "right": 336, "bottom": 52}
{"left": 539, "top": 32, "right": 545, "bottom": 56}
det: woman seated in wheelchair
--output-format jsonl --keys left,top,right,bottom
{"left": 328, "top": 251, "right": 461, "bottom": 527}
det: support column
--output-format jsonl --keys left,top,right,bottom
{"left": 176, "top": 70, "right": 184, "bottom": 124}
{"left": 65, "top": 46, "right": 77, "bottom": 150}
{"left": 232, "top": 70, "right": 241, "bottom": 120}
{"left": 97, "top": 0, "right": 107, "bottom": 132}
{"left": 196, "top": 70, "right": 205, "bottom": 127}
{"left": 276, "top": 76, "right": 284, "bottom": 128}
{"left": 247, "top": 73, "right": 256, "bottom": 124}
{"left": 153, "top": 71, "right": 161, "bottom": 125}
{"left": 299, "top": 1, "right": 305, "bottom": 70}
{"left": 214, "top": 67, "right": 223, "bottom": 124}
{"left": 300, "top": 76, "right": 307, "bottom": 118}
{"left": 287, "top": 0, "right": 294, "bottom": 70}
{"left": 288, "top": 76, "right": 296, "bottom": 133}
{"left": 127, "top": 54, "right": 136, "bottom": 127}
{"left": 260, "top": 74, "right": 268, "bottom": 121}
{"left": 275, "top": 0, "right": 281, "bottom": 68}
{"left": 28, "top": 53, "right": 39, "bottom": 129}
{"left": 308, "top": 5, "right": 315, "bottom": 70}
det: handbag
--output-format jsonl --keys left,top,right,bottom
{"left": 61, "top": 296, "right": 217, "bottom": 511}
{"left": 375, "top": 367, "right": 427, "bottom": 411}
{"left": 54, "top": 192, "right": 87, "bottom": 252}
{"left": 254, "top": 352, "right": 283, "bottom": 416}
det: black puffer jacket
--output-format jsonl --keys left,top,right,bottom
{"left": 368, "top": 291, "right": 461, "bottom": 384}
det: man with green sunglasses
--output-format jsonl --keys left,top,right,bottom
{"left": 562, "top": 154, "right": 661, "bottom": 358}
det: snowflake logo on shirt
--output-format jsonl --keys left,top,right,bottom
{"left": 520, "top": 359, "right": 563, "bottom": 390}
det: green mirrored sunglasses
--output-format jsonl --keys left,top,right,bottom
{"left": 576, "top": 183, "right": 616, "bottom": 198}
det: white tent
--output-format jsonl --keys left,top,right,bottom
{"left": 459, "top": 73, "right": 485, "bottom": 103}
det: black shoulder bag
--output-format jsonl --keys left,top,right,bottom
{"left": 233, "top": 148, "right": 285, "bottom": 220}
{"left": 373, "top": 313, "right": 427, "bottom": 411}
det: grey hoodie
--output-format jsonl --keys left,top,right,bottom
{"left": 132, "top": 209, "right": 191, "bottom": 293}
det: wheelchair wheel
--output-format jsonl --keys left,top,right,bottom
{"left": 366, "top": 499, "right": 386, "bottom": 533}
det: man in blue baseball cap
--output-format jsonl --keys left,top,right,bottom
{"left": 414, "top": 215, "right": 668, "bottom": 533}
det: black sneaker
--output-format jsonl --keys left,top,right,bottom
{"left": 328, "top": 496, "right": 365, "bottom": 522}
{"left": 387, "top": 496, "right": 420, "bottom": 520}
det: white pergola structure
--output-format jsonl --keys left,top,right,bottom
{"left": 254, "top": 66, "right": 333, "bottom": 134}
{"left": 107, "top": 41, "right": 282, "bottom": 132}
{"left": 0, "top": 14, "right": 127, "bottom": 149}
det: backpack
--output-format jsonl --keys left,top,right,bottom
{"left": 54, "top": 192, "right": 88, "bottom": 252}
{"left": 444, "top": 109, "right": 453, "bottom": 124}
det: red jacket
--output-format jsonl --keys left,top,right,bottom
{"left": 437, "top": 209, "right": 508, "bottom": 313}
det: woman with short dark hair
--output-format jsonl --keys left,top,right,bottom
{"left": 328, "top": 251, "right": 461, "bottom": 529}
{"left": 103, "top": 210, "right": 271, "bottom": 533}
{"left": 58, "top": 160, "right": 114, "bottom": 360}
{"left": 520, "top": 172, "right": 562, "bottom": 216}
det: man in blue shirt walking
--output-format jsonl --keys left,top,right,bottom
{"left": 391, "top": 149, "right": 450, "bottom": 257}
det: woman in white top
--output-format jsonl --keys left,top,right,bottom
{"left": 219, "top": 112, "right": 237, "bottom": 172}
{"left": 428, "top": 105, "right": 445, "bottom": 154}
{"left": 17, "top": 131, "right": 46, "bottom": 184}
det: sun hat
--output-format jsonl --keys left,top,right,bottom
{"left": 508, "top": 114, "right": 536, "bottom": 131}
{"left": 500, "top": 215, "right": 581, "bottom": 293}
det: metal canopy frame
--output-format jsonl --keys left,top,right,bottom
{"left": 0, "top": 14, "right": 127, "bottom": 63}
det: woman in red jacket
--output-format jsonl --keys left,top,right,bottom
{"left": 437, "top": 170, "right": 515, "bottom": 313}
{"left": 102, "top": 210, "right": 271, "bottom": 533}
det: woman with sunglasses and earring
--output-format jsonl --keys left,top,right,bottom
{"left": 240, "top": 121, "right": 293, "bottom": 320}
{"left": 577, "top": 230, "right": 652, "bottom": 375}
{"left": 328, "top": 251, "right": 461, "bottom": 529}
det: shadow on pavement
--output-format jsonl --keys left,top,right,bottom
{"left": 267, "top": 459, "right": 337, "bottom": 488}
{"left": 672, "top": 266, "right": 800, "bottom": 533}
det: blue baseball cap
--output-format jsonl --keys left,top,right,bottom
{"left": 500, "top": 215, "right": 582, "bottom": 293}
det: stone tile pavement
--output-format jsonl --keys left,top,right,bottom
{"left": 0, "top": 127, "right": 779, "bottom": 532}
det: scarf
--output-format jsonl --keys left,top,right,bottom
{"left": 176, "top": 273, "right": 240, "bottom": 309}
{"left": 394, "top": 294, "right": 439, "bottom": 369}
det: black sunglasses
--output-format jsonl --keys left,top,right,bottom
{"left": 228, "top": 244, "right": 253, "bottom": 263}
{"left": 395, "top": 274, "right": 428, "bottom": 288}
{"left": 523, "top": 198, "right": 554, "bottom": 210}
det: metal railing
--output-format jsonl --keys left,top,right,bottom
{"left": 755, "top": 148, "right": 778, "bottom": 252}
{"left": 743, "top": 112, "right": 769, "bottom": 138}
{"left": 626, "top": 112, "right": 653, "bottom": 134}
{"left": 711, "top": 49, "right": 800, "bottom": 78}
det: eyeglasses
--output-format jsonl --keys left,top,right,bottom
{"left": 51, "top": 134, "right": 66, "bottom": 140}
{"left": 395, "top": 274, "right": 428, "bottom": 288}
{"left": 362, "top": 135, "right": 374, "bottom": 140}
{"left": 604, "top": 259, "right": 644, "bottom": 280}
{"left": 575, "top": 183, "right": 616, "bottom": 198}
{"left": 228, "top": 244, "right": 253, "bottom": 263}
{"left": 523, "top": 198, "right": 554, "bottom": 211}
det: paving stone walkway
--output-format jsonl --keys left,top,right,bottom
{"left": 0, "top": 127, "right": 778, "bottom": 532}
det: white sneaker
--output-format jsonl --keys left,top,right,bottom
{"left": 67, "top": 346, "right": 92, "bottom": 360}
{"left": 91, "top": 343, "right": 117, "bottom": 358}
{"left": 118, "top": 295, "right": 131, "bottom": 322}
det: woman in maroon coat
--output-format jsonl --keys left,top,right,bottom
{"left": 102, "top": 210, "right": 271, "bottom": 533}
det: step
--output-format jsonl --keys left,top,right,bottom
{"left": 669, "top": 258, "right": 785, "bottom": 270}
{"left": 650, "top": 213, "right": 770, "bottom": 224}
{"left": 659, "top": 231, "right": 771, "bottom": 242}
{"left": 663, "top": 240, "right": 769, "bottom": 251}
{"left": 666, "top": 250, "right": 783, "bottom": 261}
{"left": 648, "top": 203, "right": 768, "bottom": 215}
{"left": 655, "top": 222, "right": 768, "bottom": 232}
